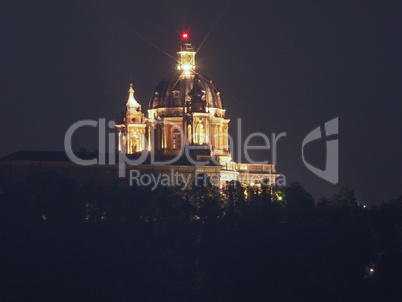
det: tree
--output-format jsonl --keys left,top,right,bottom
{"left": 223, "top": 180, "right": 245, "bottom": 213}
{"left": 331, "top": 186, "right": 357, "bottom": 207}
{"left": 279, "top": 182, "right": 314, "bottom": 210}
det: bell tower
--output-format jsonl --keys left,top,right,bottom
{"left": 115, "top": 84, "right": 146, "bottom": 154}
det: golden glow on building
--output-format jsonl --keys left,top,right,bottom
{"left": 177, "top": 51, "right": 195, "bottom": 71}
{"left": 177, "top": 34, "right": 196, "bottom": 79}
{"left": 114, "top": 33, "right": 280, "bottom": 188}
{"left": 127, "top": 83, "right": 140, "bottom": 108}
{"left": 115, "top": 84, "right": 146, "bottom": 154}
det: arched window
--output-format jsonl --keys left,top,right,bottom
{"left": 196, "top": 123, "right": 205, "bottom": 144}
{"left": 172, "top": 128, "right": 181, "bottom": 149}
{"left": 187, "top": 125, "right": 192, "bottom": 143}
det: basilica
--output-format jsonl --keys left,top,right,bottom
{"left": 0, "top": 34, "right": 280, "bottom": 189}
{"left": 115, "top": 33, "right": 279, "bottom": 188}
{"left": 0, "top": 33, "right": 281, "bottom": 191}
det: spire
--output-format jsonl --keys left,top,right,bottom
{"left": 127, "top": 83, "right": 140, "bottom": 108}
{"left": 177, "top": 32, "right": 196, "bottom": 77}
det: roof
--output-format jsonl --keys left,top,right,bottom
{"left": 148, "top": 71, "right": 224, "bottom": 110}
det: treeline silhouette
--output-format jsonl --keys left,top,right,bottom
{"left": 0, "top": 169, "right": 401, "bottom": 301}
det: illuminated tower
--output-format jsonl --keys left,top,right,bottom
{"left": 147, "top": 33, "right": 231, "bottom": 160}
{"left": 115, "top": 84, "right": 146, "bottom": 154}
{"left": 176, "top": 32, "right": 195, "bottom": 78}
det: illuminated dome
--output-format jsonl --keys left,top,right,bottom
{"left": 148, "top": 72, "right": 224, "bottom": 109}
{"left": 113, "top": 32, "right": 280, "bottom": 187}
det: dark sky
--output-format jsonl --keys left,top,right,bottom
{"left": 0, "top": 0, "right": 400, "bottom": 204}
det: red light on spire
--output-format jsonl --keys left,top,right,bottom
{"left": 182, "top": 32, "right": 188, "bottom": 39}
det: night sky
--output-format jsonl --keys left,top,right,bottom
{"left": 0, "top": 1, "right": 400, "bottom": 204}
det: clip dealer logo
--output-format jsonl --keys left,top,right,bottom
{"left": 302, "top": 117, "right": 339, "bottom": 184}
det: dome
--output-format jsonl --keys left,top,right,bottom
{"left": 149, "top": 71, "right": 224, "bottom": 109}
